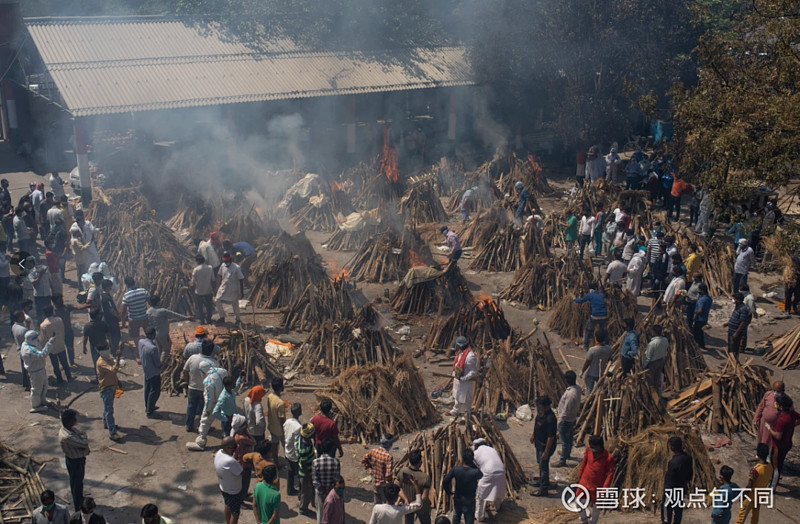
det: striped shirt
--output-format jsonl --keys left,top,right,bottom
{"left": 647, "top": 238, "right": 662, "bottom": 263}
{"left": 122, "top": 287, "right": 150, "bottom": 320}
{"left": 728, "top": 303, "right": 752, "bottom": 334}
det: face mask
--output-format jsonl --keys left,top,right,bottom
{"left": 335, "top": 488, "right": 345, "bottom": 495}
{"left": 224, "top": 261, "right": 232, "bottom": 266}
{"left": 43, "top": 503, "right": 55, "bottom": 511}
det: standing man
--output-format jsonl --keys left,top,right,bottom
{"left": 395, "top": 450, "right": 431, "bottom": 524}
{"left": 49, "top": 171, "right": 66, "bottom": 200}
{"left": 604, "top": 148, "right": 620, "bottom": 183}
{"left": 766, "top": 393, "right": 800, "bottom": 489}
{"left": 529, "top": 396, "right": 557, "bottom": 497}
{"left": 183, "top": 326, "right": 220, "bottom": 358}
{"left": 472, "top": 438, "right": 506, "bottom": 521}
{"left": 556, "top": 371, "right": 581, "bottom": 467}
{"left": 69, "top": 209, "right": 99, "bottom": 264}
{"left": 440, "top": 226, "right": 463, "bottom": 264}
{"left": 361, "top": 433, "right": 395, "bottom": 503}
{"left": 662, "top": 437, "right": 693, "bottom": 524}
{"left": 298, "top": 423, "right": 317, "bottom": 516}
{"left": 13, "top": 207, "right": 35, "bottom": 257}
{"left": 684, "top": 273, "right": 703, "bottom": 329}
{"left": 53, "top": 294, "right": 87, "bottom": 367}
{"left": 725, "top": 292, "right": 751, "bottom": 362}
{"left": 100, "top": 280, "right": 121, "bottom": 352}
{"left": 266, "top": 377, "right": 286, "bottom": 462}
{"left": 82, "top": 308, "right": 110, "bottom": 383}
{"left": 577, "top": 435, "right": 614, "bottom": 524}
{"left": 311, "top": 399, "right": 344, "bottom": 457}
{"left": 592, "top": 204, "right": 606, "bottom": 257}
{"left": 574, "top": 285, "right": 607, "bottom": 351}
{"left": 442, "top": 449, "right": 482, "bottom": 524}
{"left": 604, "top": 251, "right": 626, "bottom": 286}
{"left": 449, "top": 336, "right": 478, "bottom": 419}
{"left": 368, "top": 482, "right": 422, "bottom": 524}
{"left": 562, "top": 210, "right": 578, "bottom": 250}
{"left": 59, "top": 409, "right": 90, "bottom": 512}
{"left": 644, "top": 326, "right": 668, "bottom": 395}
{"left": 284, "top": 403, "right": 303, "bottom": 494}
{"left": 29, "top": 261, "right": 52, "bottom": 326}
{"left": 21, "top": 330, "right": 52, "bottom": 413}
{"left": 198, "top": 232, "right": 222, "bottom": 273}
{"left": 215, "top": 252, "right": 245, "bottom": 325}
{"left": 191, "top": 255, "right": 215, "bottom": 325}
{"left": 662, "top": 266, "right": 686, "bottom": 309}
{"left": 695, "top": 189, "right": 712, "bottom": 236}
{"left": 692, "top": 284, "right": 712, "bottom": 349}
{"left": 12, "top": 310, "right": 31, "bottom": 390}
{"left": 734, "top": 444, "right": 773, "bottom": 524}
{"left": 578, "top": 210, "right": 595, "bottom": 259}
{"left": 96, "top": 348, "right": 123, "bottom": 441}
{"left": 189, "top": 359, "right": 229, "bottom": 450}
{"left": 581, "top": 331, "right": 612, "bottom": 395}
{"left": 137, "top": 327, "right": 162, "bottom": 418}
{"left": 40, "top": 306, "right": 71, "bottom": 384}
{"left": 626, "top": 247, "right": 646, "bottom": 296}
{"left": 753, "top": 381, "right": 785, "bottom": 446}
{"left": 733, "top": 239, "right": 754, "bottom": 294}
{"left": 313, "top": 440, "right": 341, "bottom": 524}
{"left": 121, "top": 277, "right": 150, "bottom": 345}
{"left": 668, "top": 173, "right": 690, "bottom": 222}
{"left": 321, "top": 476, "right": 346, "bottom": 524}
{"left": 39, "top": 192, "right": 56, "bottom": 241}
{"left": 253, "top": 465, "right": 281, "bottom": 524}
{"left": 460, "top": 186, "right": 478, "bottom": 223}
{"left": 146, "top": 295, "right": 188, "bottom": 357}
{"left": 619, "top": 319, "right": 638, "bottom": 375}
{"left": 514, "top": 181, "right": 530, "bottom": 226}
{"left": 182, "top": 339, "right": 218, "bottom": 432}
{"left": 215, "top": 436, "right": 244, "bottom": 524}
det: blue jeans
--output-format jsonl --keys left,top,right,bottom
{"left": 90, "top": 345, "right": 105, "bottom": 381}
{"left": 186, "top": 388, "right": 205, "bottom": 430}
{"left": 144, "top": 375, "right": 161, "bottom": 415}
{"left": 535, "top": 446, "right": 551, "bottom": 489}
{"left": 583, "top": 316, "right": 608, "bottom": 349}
{"left": 593, "top": 229, "right": 603, "bottom": 256}
{"left": 452, "top": 499, "right": 476, "bottom": 524}
{"left": 558, "top": 421, "right": 576, "bottom": 463}
{"left": 100, "top": 388, "right": 117, "bottom": 434}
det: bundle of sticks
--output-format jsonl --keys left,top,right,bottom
{"left": 400, "top": 180, "right": 448, "bottom": 225}
{"left": 656, "top": 309, "right": 708, "bottom": 392}
{"left": 547, "top": 295, "right": 589, "bottom": 340}
{"left": 667, "top": 357, "right": 771, "bottom": 437}
{"left": 325, "top": 223, "right": 383, "bottom": 251}
{"left": 166, "top": 194, "right": 213, "bottom": 239}
{"left": 473, "top": 331, "right": 567, "bottom": 415}
{"left": 552, "top": 285, "right": 638, "bottom": 344}
{"left": 467, "top": 215, "right": 527, "bottom": 272}
{"left": 575, "top": 369, "right": 666, "bottom": 444}
{"left": 393, "top": 415, "right": 527, "bottom": 513}
{"left": 390, "top": 263, "right": 473, "bottom": 316}
{"left": 219, "top": 210, "right": 282, "bottom": 245}
{"left": 0, "top": 442, "right": 47, "bottom": 523}
{"left": 291, "top": 305, "right": 397, "bottom": 376}
{"left": 427, "top": 156, "right": 466, "bottom": 196}
{"left": 763, "top": 323, "right": 800, "bottom": 368}
{"left": 610, "top": 423, "right": 717, "bottom": 509}
{"left": 496, "top": 153, "right": 554, "bottom": 196}
{"left": 92, "top": 193, "right": 198, "bottom": 316}
{"left": 291, "top": 195, "right": 339, "bottom": 232}
{"left": 315, "top": 355, "right": 439, "bottom": 444}
{"left": 446, "top": 179, "right": 502, "bottom": 214}
{"left": 500, "top": 255, "right": 594, "bottom": 308}
{"left": 345, "top": 229, "right": 433, "bottom": 283}
{"left": 699, "top": 239, "right": 735, "bottom": 298}
{"left": 424, "top": 297, "right": 512, "bottom": 351}
{"left": 520, "top": 218, "right": 551, "bottom": 258}
{"left": 160, "top": 329, "right": 284, "bottom": 395}
{"left": 457, "top": 206, "right": 509, "bottom": 248}
{"left": 358, "top": 167, "right": 405, "bottom": 208}
{"left": 281, "top": 274, "right": 355, "bottom": 331}
{"left": 541, "top": 214, "right": 567, "bottom": 251}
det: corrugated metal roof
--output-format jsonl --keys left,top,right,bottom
{"left": 24, "top": 17, "right": 473, "bottom": 117}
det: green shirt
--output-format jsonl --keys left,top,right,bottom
{"left": 254, "top": 481, "right": 281, "bottom": 524}
{"left": 564, "top": 215, "right": 578, "bottom": 242}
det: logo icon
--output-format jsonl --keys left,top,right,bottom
{"left": 561, "top": 484, "right": 590, "bottom": 513}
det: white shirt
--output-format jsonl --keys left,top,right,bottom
{"left": 627, "top": 252, "right": 645, "bottom": 276}
{"left": 191, "top": 264, "right": 215, "bottom": 296}
{"left": 735, "top": 246, "right": 754, "bottom": 274}
{"left": 473, "top": 445, "right": 504, "bottom": 475}
{"left": 606, "top": 260, "right": 627, "bottom": 284}
{"left": 49, "top": 173, "right": 66, "bottom": 198}
{"left": 663, "top": 276, "right": 686, "bottom": 305}
{"left": 198, "top": 240, "right": 220, "bottom": 268}
{"left": 368, "top": 495, "right": 422, "bottom": 524}
{"left": 214, "top": 450, "right": 243, "bottom": 494}
{"left": 47, "top": 206, "right": 65, "bottom": 228}
{"left": 216, "top": 263, "right": 244, "bottom": 301}
{"left": 283, "top": 417, "right": 302, "bottom": 462}
{"left": 578, "top": 216, "right": 595, "bottom": 236}
{"left": 182, "top": 354, "right": 217, "bottom": 391}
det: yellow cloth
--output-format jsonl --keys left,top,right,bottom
{"left": 266, "top": 393, "right": 286, "bottom": 436}
{"left": 685, "top": 253, "right": 701, "bottom": 281}
{"left": 735, "top": 462, "right": 773, "bottom": 524}
{"left": 96, "top": 358, "right": 121, "bottom": 392}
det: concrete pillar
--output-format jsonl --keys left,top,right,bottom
{"left": 73, "top": 119, "right": 91, "bottom": 205}
{"left": 447, "top": 91, "right": 456, "bottom": 140}
{"left": 346, "top": 97, "right": 356, "bottom": 154}
{"left": 4, "top": 82, "right": 18, "bottom": 146}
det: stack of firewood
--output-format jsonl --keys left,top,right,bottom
{"left": 467, "top": 210, "right": 527, "bottom": 272}
{"left": 390, "top": 263, "right": 473, "bottom": 316}
{"left": 291, "top": 195, "right": 339, "bottom": 232}
{"left": 219, "top": 210, "right": 282, "bottom": 245}
{"left": 325, "top": 223, "right": 384, "bottom": 251}
{"left": 764, "top": 324, "right": 800, "bottom": 368}
{"left": 500, "top": 255, "right": 595, "bottom": 308}
{"left": 281, "top": 274, "right": 355, "bottom": 331}
{"left": 345, "top": 229, "right": 433, "bottom": 283}
{"left": 0, "top": 442, "right": 48, "bottom": 523}
{"left": 400, "top": 180, "right": 448, "bottom": 225}
{"left": 699, "top": 239, "right": 735, "bottom": 298}
{"left": 291, "top": 305, "right": 397, "bottom": 376}
{"left": 425, "top": 297, "right": 512, "bottom": 351}
{"left": 393, "top": 415, "right": 527, "bottom": 513}
{"left": 668, "top": 357, "right": 771, "bottom": 437}
{"left": 316, "top": 355, "right": 439, "bottom": 444}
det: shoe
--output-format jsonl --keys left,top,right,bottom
{"left": 555, "top": 461, "right": 568, "bottom": 468}
{"left": 109, "top": 432, "right": 122, "bottom": 441}
{"left": 185, "top": 427, "right": 195, "bottom": 433}
{"left": 531, "top": 489, "right": 549, "bottom": 497}
{"left": 214, "top": 318, "right": 226, "bottom": 325}
{"left": 29, "top": 406, "right": 48, "bottom": 413}
{"left": 530, "top": 480, "right": 540, "bottom": 487}
{"left": 103, "top": 422, "right": 108, "bottom": 429}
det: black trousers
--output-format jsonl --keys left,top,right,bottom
{"left": 144, "top": 375, "right": 161, "bottom": 415}
{"left": 65, "top": 456, "right": 85, "bottom": 511}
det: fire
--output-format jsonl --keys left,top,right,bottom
{"left": 408, "top": 249, "right": 425, "bottom": 267}
{"left": 528, "top": 153, "right": 543, "bottom": 177}
{"left": 380, "top": 125, "right": 399, "bottom": 183}
{"left": 478, "top": 295, "right": 500, "bottom": 313}
{"left": 333, "top": 268, "right": 350, "bottom": 280}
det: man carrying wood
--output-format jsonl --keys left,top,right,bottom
{"left": 449, "top": 336, "right": 478, "bottom": 419}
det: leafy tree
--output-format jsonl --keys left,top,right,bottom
{"left": 672, "top": 0, "right": 800, "bottom": 200}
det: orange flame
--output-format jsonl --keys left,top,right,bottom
{"left": 333, "top": 268, "right": 350, "bottom": 280}
{"left": 528, "top": 153, "right": 543, "bottom": 177}
{"left": 408, "top": 249, "right": 425, "bottom": 267}
{"left": 380, "top": 125, "right": 399, "bottom": 183}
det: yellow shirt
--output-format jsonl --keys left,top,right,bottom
{"left": 685, "top": 253, "right": 701, "bottom": 281}
{"left": 266, "top": 393, "right": 285, "bottom": 436}
{"left": 96, "top": 358, "right": 121, "bottom": 392}
{"left": 750, "top": 462, "right": 773, "bottom": 489}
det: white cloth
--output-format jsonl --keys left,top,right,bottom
{"left": 49, "top": 173, "right": 66, "bottom": 198}
{"left": 183, "top": 354, "right": 217, "bottom": 391}
{"left": 244, "top": 395, "right": 266, "bottom": 437}
{"left": 191, "top": 263, "right": 215, "bottom": 295}
{"left": 605, "top": 153, "right": 621, "bottom": 182}
{"left": 47, "top": 206, "right": 64, "bottom": 228}
{"left": 579, "top": 216, "right": 595, "bottom": 237}
{"left": 215, "top": 263, "right": 244, "bottom": 302}
{"left": 735, "top": 246, "right": 754, "bottom": 275}
{"left": 606, "top": 260, "right": 626, "bottom": 284}
{"left": 557, "top": 385, "right": 582, "bottom": 423}
{"left": 695, "top": 194, "right": 712, "bottom": 234}
{"left": 214, "top": 450, "right": 244, "bottom": 494}
{"left": 452, "top": 350, "right": 478, "bottom": 414}
{"left": 474, "top": 446, "right": 506, "bottom": 506}
{"left": 198, "top": 240, "right": 220, "bottom": 269}
{"left": 70, "top": 221, "right": 99, "bottom": 264}
{"left": 663, "top": 277, "right": 686, "bottom": 305}
{"left": 284, "top": 417, "right": 302, "bottom": 461}
{"left": 626, "top": 253, "right": 646, "bottom": 296}
{"left": 368, "top": 495, "right": 422, "bottom": 524}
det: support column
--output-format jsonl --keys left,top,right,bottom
{"left": 346, "top": 97, "right": 356, "bottom": 154}
{"left": 4, "top": 82, "right": 18, "bottom": 146}
{"left": 447, "top": 91, "right": 457, "bottom": 141}
{"left": 73, "top": 118, "right": 91, "bottom": 206}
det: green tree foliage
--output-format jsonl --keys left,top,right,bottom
{"left": 464, "top": 0, "right": 698, "bottom": 148}
{"left": 672, "top": 0, "right": 800, "bottom": 200}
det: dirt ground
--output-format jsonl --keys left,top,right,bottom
{"left": 1, "top": 159, "right": 800, "bottom": 524}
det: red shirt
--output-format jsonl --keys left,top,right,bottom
{"left": 671, "top": 179, "right": 689, "bottom": 198}
{"left": 578, "top": 448, "right": 615, "bottom": 503}
{"left": 45, "top": 250, "right": 59, "bottom": 274}
{"left": 311, "top": 414, "right": 339, "bottom": 446}
{"left": 772, "top": 410, "right": 800, "bottom": 450}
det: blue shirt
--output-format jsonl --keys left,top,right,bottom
{"left": 516, "top": 188, "right": 530, "bottom": 218}
{"left": 575, "top": 291, "right": 607, "bottom": 318}
{"left": 233, "top": 241, "right": 256, "bottom": 257}
{"left": 711, "top": 482, "right": 740, "bottom": 523}
{"left": 728, "top": 303, "right": 751, "bottom": 334}
{"left": 694, "top": 295, "right": 712, "bottom": 323}
{"left": 138, "top": 337, "right": 162, "bottom": 380}
{"left": 727, "top": 222, "right": 746, "bottom": 243}
{"left": 621, "top": 330, "right": 638, "bottom": 359}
